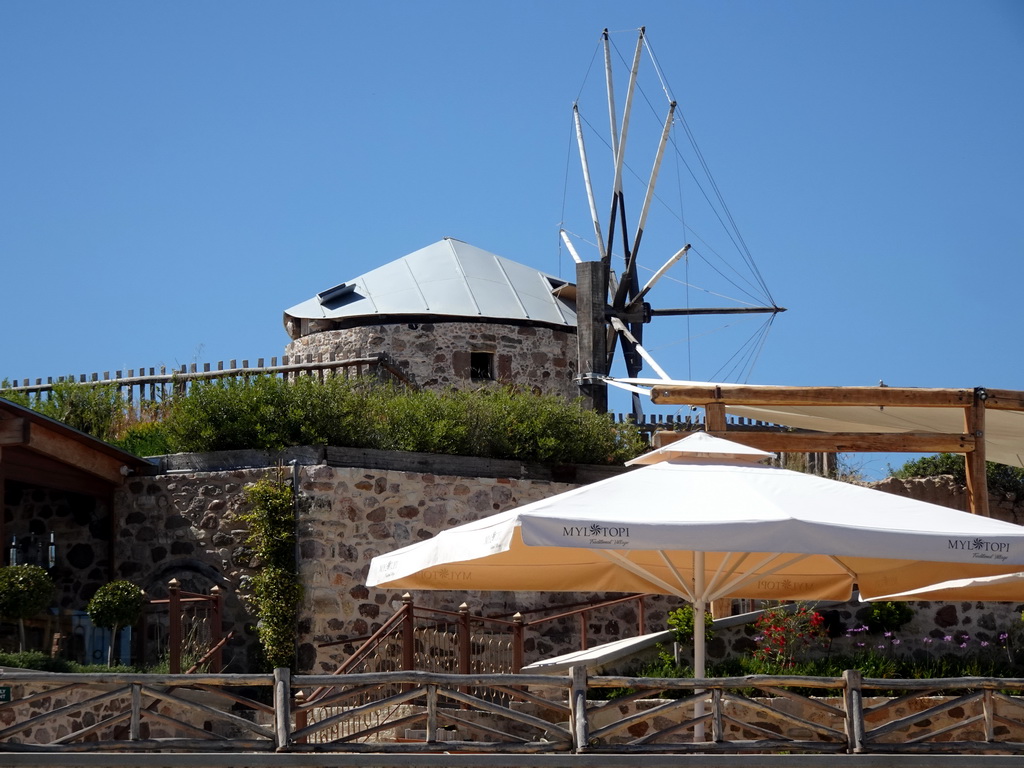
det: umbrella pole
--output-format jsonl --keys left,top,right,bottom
{"left": 694, "top": 552, "right": 706, "bottom": 742}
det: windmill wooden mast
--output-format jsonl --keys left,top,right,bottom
{"left": 570, "top": 28, "right": 785, "bottom": 417}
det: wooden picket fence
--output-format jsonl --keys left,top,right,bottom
{"left": 1, "top": 353, "right": 416, "bottom": 405}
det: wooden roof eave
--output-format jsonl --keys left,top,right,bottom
{"left": 0, "top": 401, "right": 151, "bottom": 487}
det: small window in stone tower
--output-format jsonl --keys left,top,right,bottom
{"left": 470, "top": 352, "right": 494, "bottom": 381}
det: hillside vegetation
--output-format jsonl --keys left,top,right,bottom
{"left": 2, "top": 376, "right": 647, "bottom": 466}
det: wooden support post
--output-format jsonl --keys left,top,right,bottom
{"left": 576, "top": 261, "right": 609, "bottom": 413}
{"left": 704, "top": 402, "right": 727, "bottom": 432}
{"left": 168, "top": 579, "right": 181, "bottom": 675}
{"left": 965, "top": 389, "right": 990, "bottom": 516}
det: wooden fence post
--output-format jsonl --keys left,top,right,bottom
{"left": 210, "top": 585, "right": 223, "bottom": 673}
{"left": 843, "top": 668, "right": 865, "bottom": 753}
{"left": 457, "top": 603, "right": 471, "bottom": 676}
{"left": 293, "top": 690, "right": 308, "bottom": 744}
{"left": 401, "top": 593, "right": 415, "bottom": 672}
{"left": 274, "top": 667, "right": 291, "bottom": 751}
{"left": 168, "top": 579, "right": 181, "bottom": 675}
{"left": 130, "top": 682, "right": 142, "bottom": 741}
{"left": 512, "top": 612, "right": 524, "bottom": 673}
{"left": 570, "top": 664, "right": 589, "bottom": 752}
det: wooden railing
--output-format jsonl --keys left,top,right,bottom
{"left": 143, "top": 580, "right": 226, "bottom": 674}
{"left": 316, "top": 593, "right": 650, "bottom": 682}
{"left": 2, "top": 667, "right": 1023, "bottom": 757}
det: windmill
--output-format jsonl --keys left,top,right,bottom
{"left": 561, "top": 28, "right": 785, "bottom": 418}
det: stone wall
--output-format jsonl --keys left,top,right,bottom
{"left": 2, "top": 483, "right": 111, "bottom": 615}
{"left": 111, "top": 450, "right": 660, "bottom": 674}
{"left": 284, "top": 321, "right": 579, "bottom": 400}
{"left": 11, "top": 448, "right": 1024, "bottom": 675}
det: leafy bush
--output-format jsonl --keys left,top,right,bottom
{"left": 0, "top": 565, "right": 55, "bottom": 651}
{"left": 86, "top": 580, "right": 145, "bottom": 666}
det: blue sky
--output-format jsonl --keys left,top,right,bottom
{"left": 2, "top": 1, "right": 1022, "bottom": 475}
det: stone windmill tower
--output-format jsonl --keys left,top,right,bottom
{"left": 283, "top": 238, "right": 580, "bottom": 399}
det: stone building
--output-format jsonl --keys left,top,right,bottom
{"left": 282, "top": 238, "right": 580, "bottom": 398}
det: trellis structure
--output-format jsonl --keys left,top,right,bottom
{"left": 648, "top": 383, "right": 1024, "bottom": 518}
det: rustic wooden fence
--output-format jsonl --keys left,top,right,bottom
{"left": 2, "top": 666, "right": 1024, "bottom": 757}
{"left": 1, "top": 354, "right": 416, "bottom": 405}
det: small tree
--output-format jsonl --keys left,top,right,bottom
{"left": 0, "top": 565, "right": 55, "bottom": 651}
{"left": 86, "top": 580, "right": 145, "bottom": 666}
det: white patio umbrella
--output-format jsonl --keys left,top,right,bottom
{"left": 367, "top": 432, "right": 1024, "bottom": 681}
{"left": 868, "top": 571, "right": 1024, "bottom": 602}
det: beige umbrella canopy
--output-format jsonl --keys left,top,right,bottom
{"left": 869, "top": 571, "right": 1024, "bottom": 602}
{"left": 368, "top": 432, "right": 1024, "bottom": 678}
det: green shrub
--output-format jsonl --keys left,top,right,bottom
{"left": 667, "top": 604, "right": 714, "bottom": 646}
{"left": 4, "top": 375, "right": 647, "bottom": 465}
{"left": 86, "top": 580, "right": 145, "bottom": 666}
{"left": 0, "top": 565, "right": 55, "bottom": 651}
{"left": 116, "top": 421, "right": 173, "bottom": 456}
{"left": 31, "top": 381, "right": 123, "bottom": 442}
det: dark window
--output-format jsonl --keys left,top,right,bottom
{"left": 470, "top": 352, "right": 494, "bottom": 381}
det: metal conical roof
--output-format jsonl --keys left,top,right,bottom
{"left": 284, "top": 238, "right": 577, "bottom": 333}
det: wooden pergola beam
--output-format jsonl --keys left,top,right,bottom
{"left": 981, "top": 389, "right": 1024, "bottom": 411}
{"left": 650, "top": 384, "right": 975, "bottom": 408}
{"left": 695, "top": 431, "right": 977, "bottom": 454}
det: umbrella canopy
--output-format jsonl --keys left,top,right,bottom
{"left": 367, "top": 433, "right": 1024, "bottom": 677}
{"left": 868, "top": 571, "right": 1024, "bottom": 602}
